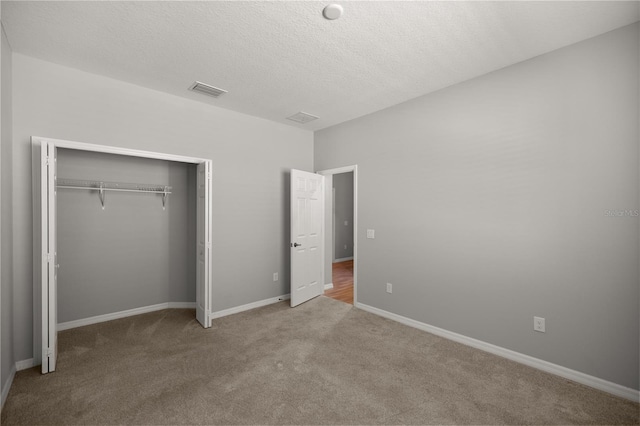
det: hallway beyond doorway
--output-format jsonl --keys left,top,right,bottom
{"left": 325, "top": 260, "right": 353, "bottom": 305}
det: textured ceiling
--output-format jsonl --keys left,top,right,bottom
{"left": 2, "top": 1, "right": 638, "bottom": 131}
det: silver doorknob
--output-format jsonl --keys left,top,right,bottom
{"left": 292, "top": 242, "right": 301, "bottom": 247}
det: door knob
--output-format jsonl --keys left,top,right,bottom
{"left": 292, "top": 242, "right": 302, "bottom": 247}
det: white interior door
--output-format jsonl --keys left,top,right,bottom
{"left": 40, "top": 141, "right": 58, "bottom": 373}
{"left": 196, "top": 160, "right": 212, "bottom": 327}
{"left": 290, "top": 169, "right": 324, "bottom": 307}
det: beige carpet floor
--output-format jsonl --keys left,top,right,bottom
{"left": 1, "top": 296, "right": 638, "bottom": 425}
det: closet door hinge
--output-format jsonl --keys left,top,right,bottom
{"left": 45, "top": 253, "right": 54, "bottom": 263}
{"left": 46, "top": 348, "right": 54, "bottom": 357}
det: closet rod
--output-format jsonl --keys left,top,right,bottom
{"left": 57, "top": 185, "right": 172, "bottom": 194}
{"left": 57, "top": 178, "right": 172, "bottom": 210}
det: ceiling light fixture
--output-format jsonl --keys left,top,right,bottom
{"left": 323, "top": 4, "right": 343, "bottom": 20}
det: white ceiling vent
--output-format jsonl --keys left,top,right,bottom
{"left": 286, "top": 111, "right": 319, "bottom": 124}
{"left": 189, "top": 81, "right": 227, "bottom": 98}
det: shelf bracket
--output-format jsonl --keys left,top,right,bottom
{"left": 162, "top": 186, "right": 169, "bottom": 210}
{"left": 98, "top": 183, "right": 106, "bottom": 210}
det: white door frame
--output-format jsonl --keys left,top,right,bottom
{"left": 32, "top": 136, "right": 214, "bottom": 372}
{"left": 332, "top": 187, "right": 336, "bottom": 262}
{"left": 317, "top": 165, "right": 358, "bottom": 306}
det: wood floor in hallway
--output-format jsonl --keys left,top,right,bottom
{"left": 325, "top": 259, "right": 353, "bottom": 305}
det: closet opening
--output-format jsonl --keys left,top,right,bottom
{"left": 33, "top": 137, "right": 213, "bottom": 374}
{"left": 55, "top": 148, "right": 196, "bottom": 330}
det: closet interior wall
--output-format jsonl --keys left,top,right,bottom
{"left": 56, "top": 148, "right": 196, "bottom": 324}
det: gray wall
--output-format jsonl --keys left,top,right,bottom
{"left": 1, "top": 21, "right": 14, "bottom": 403}
{"left": 315, "top": 24, "right": 640, "bottom": 390}
{"left": 56, "top": 149, "right": 195, "bottom": 323}
{"left": 12, "top": 54, "right": 313, "bottom": 362}
{"left": 333, "top": 172, "right": 354, "bottom": 260}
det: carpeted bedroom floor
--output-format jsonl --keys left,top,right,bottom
{"left": 1, "top": 296, "right": 638, "bottom": 425}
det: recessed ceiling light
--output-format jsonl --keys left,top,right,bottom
{"left": 287, "top": 112, "right": 319, "bottom": 124}
{"left": 323, "top": 4, "right": 343, "bottom": 20}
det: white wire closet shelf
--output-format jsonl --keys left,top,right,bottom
{"left": 56, "top": 178, "right": 172, "bottom": 209}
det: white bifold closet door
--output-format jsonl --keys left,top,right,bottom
{"left": 196, "top": 161, "right": 211, "bottom": 327}
{"left": 38, "top": 141, "right": 58, "bottom": 374}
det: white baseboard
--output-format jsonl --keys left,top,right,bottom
{"left": 15, "top": 359, "right": 35, "bottom": 371}
{"left": 167, "top": 302, "right": 196, "bottom": 309}
{"left": 333, "top": 257, "right": 354, "bottom": 263}
{"left": 1, "top": 364, "right": 16, "bottom": 410}
{"left": 357, "top": 303, "right": 639, "bottom": 403}
{"left": 57, "top": 302, "right": 196, "bottom": 331}
{"left": 210, "top": 294, "right": 290, "bottom": 320}
{"left": 324, "top": 283, "right": 334, "bottom": 290}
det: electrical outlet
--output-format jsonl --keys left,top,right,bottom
{"left": 344, "top": 220, "right": 348, "bottom": 226}
{"left": 534, "top": 316, "right": 545, "bottom": 333}
{"left": 367, "top": 229, "right": 375, "bottom": 239}
{"left": 386, "top": 283, "right": 392, "bottom": 293}
{"left": 273, "top": 272, "right": 278, "bottom": 282}
{"left": 344, "top": 245, "right": 347, "bottom": 250}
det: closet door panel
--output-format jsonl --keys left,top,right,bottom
{"left": 34, "top": 138, "right": 57, "bottom": 374}
{"left": 196, "top": 161, "right": 211, "bottom": 328}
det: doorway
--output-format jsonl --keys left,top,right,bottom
{"left": 317, "top": 166, "right": 357, "bottom": 306}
